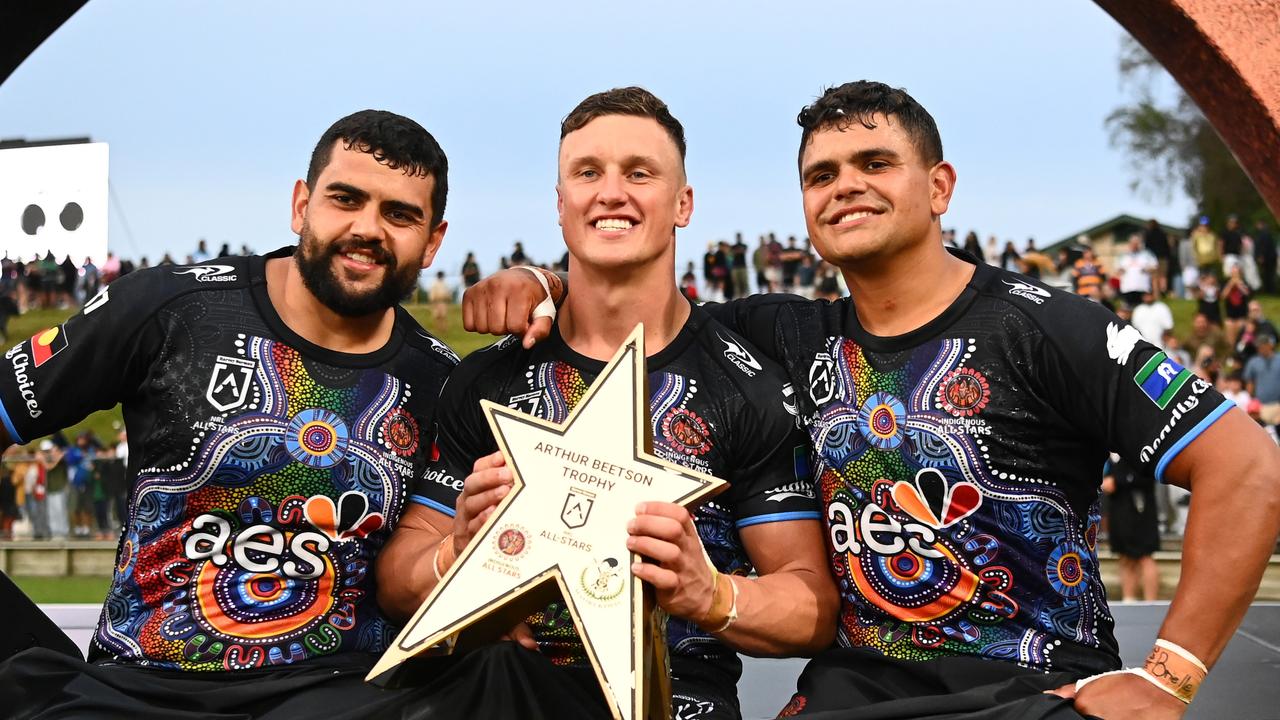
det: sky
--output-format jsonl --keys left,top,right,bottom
{"left": 0, "top": 0, "right": 1195, "bottom": 282}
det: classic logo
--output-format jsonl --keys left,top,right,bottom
{"left": 561, "top": 488, "right": 595, "bottom": 529}
{"left": 417, "top": 331, "right": 460, "bottom": 363}
{"left": 174, "top": 264, "right": 237, "bottom": 282}
{"left": 808, "top": 353, "right": 839, "bottom": 405}
{"left": 83, "top": 287, "right": 109, "bottom": 315}
{"left": 1106, "top": 323, "right": 1144, "bottom": 366}
{"left": 206, "top": 355, "right": 256, "bottom": 413}
{"left": 1003, "top": 279, "right": 1050, "bottom": 304}
{"left": 718, "top": 332, "right": 761, "bottom": 377}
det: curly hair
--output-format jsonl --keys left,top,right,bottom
{"left": 306, "top": 109, "right": 449, "bottom": 227}
{"left": 796, "top": 81, "right": 943, "bottom": 177}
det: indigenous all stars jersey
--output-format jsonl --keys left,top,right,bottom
{"left": 413, "top": 304, "right": 818, "bottom": 682}
{"left": 0, "top": 248, "right": 457, "bottom": 671}
{"left": 710, "top": 252, "right": 1234, "bottom": 676}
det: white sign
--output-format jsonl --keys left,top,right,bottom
{"left": 0, "top": 143, "right": 109, "bottom": 265}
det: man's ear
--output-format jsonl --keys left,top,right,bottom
{"left": 290, "top": 180, "right": 310, "bottom": 236}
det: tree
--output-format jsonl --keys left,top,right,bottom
{"left": 1107, "top": 37, "right": 1275, "bottom": 231}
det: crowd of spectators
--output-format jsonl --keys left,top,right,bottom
{"left": 0, "top": 429, "right": 128, "bottom": 542}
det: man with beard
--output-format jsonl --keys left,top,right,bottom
{"left": 466, "top": 81, "right": 1280, "bottom": 720}
{"left": 0, "top": 110, "right": 462, "bottom": 718}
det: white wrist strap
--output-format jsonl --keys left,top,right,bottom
{"left": 1075, "top": 667, "right": 1188, "bottom": 704}
{"left": 515, "top": 266, "right": 556, "bottom": 321}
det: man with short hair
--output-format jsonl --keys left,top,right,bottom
{"left": 0, "top": 110, "right": 459, "bottom": 717}
{"left": 1244, "top": 333, "right": 1280, "bottom": 425}
{"left": 381, "top": 87, "right": 835, "bottom": 720}
{"left": 475, "top": 81, "right": 1280, "bottom": 719}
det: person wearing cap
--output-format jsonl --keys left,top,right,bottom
{"left": 1190, "top": 216, "right": 1221, "bottom": 280}
{"left": 1244, "top": 331, "right": 1280, "bottom": 425}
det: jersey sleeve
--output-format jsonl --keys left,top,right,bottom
{"left": 0, "top": 272, "right": 163, "bottom": 445}
{"left": 700, "top": 295, "right": 799, "bottom": 365}
{"left": 410, "top": 367, "right": 500, "bottom": 517}
{"left": 1034, "top": 294, "right": 1234, "bottom": 483}
{"left": 722, "top": 377, "right": 821, "bottom": 528}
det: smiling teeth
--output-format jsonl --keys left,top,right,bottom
{"left": 837, "top": 211, "right": 875, "bottom": 223}
{"left": 595, "top": 218, "right": 633, "bottom": 231}
{"left": 346, "top": 252, "right": 377, "bottom": 264}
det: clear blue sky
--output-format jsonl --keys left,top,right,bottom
{"left": 0, "top": 0, "right": 1193, "bottom": 281}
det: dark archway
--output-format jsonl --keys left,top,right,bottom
{"left": 1095, "top": 0, "right": 1280, "bottom": 218}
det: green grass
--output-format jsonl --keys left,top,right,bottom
{"left": 10, "top": 574, "right": 112, "bottom": 603}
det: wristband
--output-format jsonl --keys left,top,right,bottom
{"left": 432, "top": 533, "right": 456, "bottom": 581}
{"left": 700, "top": 571, "right": 739, "bottom": 633}
{"left": 514, "top": 266, "right": 557, "bottom": 321}
{"left": 1074, "top": 639, "right": 1207, "bottom": 706}
{"left": 1144, "top": 639, "right": 1207, "bottom": 704}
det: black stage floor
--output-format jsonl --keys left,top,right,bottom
{"left": 43, "top": 602, "right": 1280, "bottom": 718}
{"left": 736, "top": 603, "right": 1280, "bottom": 719}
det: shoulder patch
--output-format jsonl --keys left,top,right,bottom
{"left": 717, "top": 331, "right": 762, "bottom": 377}
{"left": 172, "top": 264, "right": 238, "bottom": 283}
{"left": 1002, "top": 279, "right": 1050, "bottom": 304}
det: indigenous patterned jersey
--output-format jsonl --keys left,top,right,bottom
{"left": 413, "top": 304, "right": 818, "bottom": 682}
{"left": 710, "top": 254, "right": 1233, "bottom": 676}
{"left": 0, "top": 248, "right": 457, "bottom": 671}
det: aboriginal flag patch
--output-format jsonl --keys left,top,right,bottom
{"left": 1134, "top": 351, "right": 1191, "bottom": 409}
{"left": 30, "top": 326, "right": 68, "bottom": 367}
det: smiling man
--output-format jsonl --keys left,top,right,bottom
{"left": 468, "top": 81, "right": 1280, "bottom": 720}
{"left": 379, "top": 87, "right": 836, "bottom": 719}
{"left": 0, "top": 110, "right": 460, "bottom": 718}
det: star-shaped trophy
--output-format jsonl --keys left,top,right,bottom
{"left": 368, "top": 324, "right": 727, "bottom": 720}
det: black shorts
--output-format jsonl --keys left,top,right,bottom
{"left": 775, "top": 647, "right": 1095, "bottom": 719}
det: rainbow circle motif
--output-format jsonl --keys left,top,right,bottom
{"left": 192, "top": 553, "right": 336, "bottom": 642}
{"left": 1046, "top": 543, "right": 1087, "bottom": 598}
{"left": 285, "top": 409, "right": 349, "bottom": 468}
{"left": 857, "top": 392, "right": 906, "bottom": 450}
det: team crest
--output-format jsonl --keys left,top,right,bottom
{"left": 561, "top": 488, "right": 595, "bottom": 529}
{"left": 206, "top": 355, "right": 256, "bottom": 413}
{"left": 808, "top": 353, "right": 839, "bottom": 405}
{"left": 494, "top": 525, "right": 529, "bottom": 558}
{"left": 936, "top": 368, "right": 990, "bottom": 417}
{"left": 662, "top": 407, "right": 711, "bottom": 456}
{"left": 580, "top": 557, "right": 625, "bottom": 603}
{"left": 380, "top": 407, "right": 419, "bottom": 456}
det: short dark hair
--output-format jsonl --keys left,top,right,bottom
{"left": 796, "top": 81, "right": 943, "bottom": 177}
{"left": 306, "top": 109, "right": 449, "bottom": 227}
{"left": 560, "top": 87, "right": 686, "bottom": 165}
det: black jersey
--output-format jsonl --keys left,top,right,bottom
{"left": 412, "top": 303, "right": 818, "bottom": 684}
{"left": 0, "top": 248, "right": 457, "bottom": 671}
{"left": 708, "top": 252, "right": 1233, "bottom": 676}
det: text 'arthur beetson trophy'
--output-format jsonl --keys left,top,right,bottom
{"left": 369, "top": 324, "right": 726, "bottom": 720}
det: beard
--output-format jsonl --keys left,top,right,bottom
{"left": 294, "top": 223, "right": 421, "bottom": 317}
